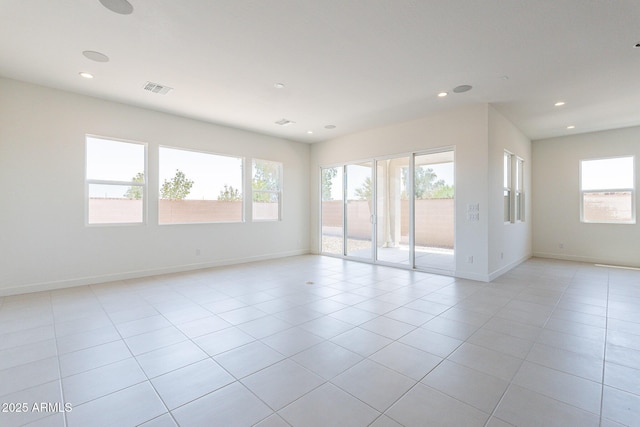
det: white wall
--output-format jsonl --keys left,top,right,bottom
{"left": 488, "top": 106, "right": 532, "bottom": 278}
{"left": 0, "top": 77, "right": 310, "bottom": 296}
{"left": 532, "top": 126, "right": 640, "bottom": 267}
{"left": 310, "top": 104, "right": 494, "bottom": 281}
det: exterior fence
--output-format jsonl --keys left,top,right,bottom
{"left": 322, "top": 199, "right": 455, "bottom": 248}
{"left": 88, "top": 199, "right": 277, "bottom": 224}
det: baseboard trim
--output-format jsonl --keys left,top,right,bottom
{"left": 488, "top": 254, "right": 532, "bottom": 281}
{"left": 532, "top": 251, "right": 640, "bottom": 268}
{"left": 0, "top": 249, "right": 311, "bottom": 297}
{"left": 453, "top": 271, "right": 491, "bottom": 282}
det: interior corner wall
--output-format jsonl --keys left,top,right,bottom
{"left": 0, "top": 77, "right": 310, "bottom": 296}
{"left": 532, "top": 126, "right": 640, "bottom": 267}
{"left": 309, "top": 104, "right": 492, "bottom": 281}
{"left": 487, "top": 106, "right": 532, "bottom": 279}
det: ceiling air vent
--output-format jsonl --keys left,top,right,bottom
{"left": 143, "top": 82, "right": 173, "bottom": 95}
{"left": 274, "top": 118, "right": 295, "bottom": 126}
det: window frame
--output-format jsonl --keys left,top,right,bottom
{"left": 580, "top": 155, "right": 636, "bottom": 224}
{"left": 251, "top": 158, "right": 283, "bottom": 222}
{"left": 85, "top": 135, "right": 147, "bottom": 226}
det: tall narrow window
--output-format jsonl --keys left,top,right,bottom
{"left": 159, "top": 147, "right": 243, "bottom": 224}
{"left": 86, "top": 136, "right": 146, "bottom": 225}
{"left": 252, "top": 159, "right": 282, "bottom": 221}
{"left": 515, "top": 157, "right": 524, "bottom": 222}
{"left": 504, "top": 151, "right": 512, "bottom": 223}
{"left": 580, "top": 156, "right": 635, "bottom": 223}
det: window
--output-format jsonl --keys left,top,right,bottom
{"left": 504, "top": 151, "right": 512, "bottom": 223}
{"left": 515, "top": 157, "right": 524, "bottom": 222}
{"left": 159, "top": 147, "right": 243, "bottom": 224}
{"left": 252, "top": 159, "right": 282, "bottom": 221}
{"left": 86, "top": 136, "right": 146, "bottom": 224}
{"left": 580, "top": 156, "right": 635, "bottom": 223}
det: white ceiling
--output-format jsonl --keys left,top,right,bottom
{"left": 1, "top": 0, "right": 639, "bottom": 143}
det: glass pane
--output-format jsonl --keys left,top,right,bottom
{"left": 253, "top": 192, "right": 279, "bottom": 221}
{"left": 159, "top": 200, "right": 242, "bottom": 224}
{"left": 516, "top": 192, "right": 524, "bottom": 221}
{"left": 503, "top": 152, "right": 511, "bottom": 189}
{"left": 583, "top": 192, "right": 633, "bottom": 222}
{"left": 86, "top": 136, "right": 145, "bottom": 182}
{"left": 159, "top": 147, "right": 243, "bottom": 223}
{"left": 252, "top": 159, "right": 281, "bottom": 221}
{"left": 376, "top": 157, "right": 410, "bottom": 265}
{"left": 582, "top": 157, "right": 634, "bottom": 190}
{"left": 414, "top": 151, "right": 455, "bottom": 271}
{"left": 346, "top": 162, "right": 373, "bottom": 258}
{"left": 88, "top": 184, "right": 143, "bottom": 224}
{"left": 504, "top": 190, "right": 511, "bottom": 222}
{"left": 321, "top": 167, "right": 343, "bottom": 255}
{"left": 516, "top": 159, "right": 524, "bottom": 192}
{"left": 252, "top": 159, "right": 281, "bottom": 191}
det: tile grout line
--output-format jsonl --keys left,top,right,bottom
{"left": 598, "top": 267, "right": 610, "bottom": 427}
{"left": 5, "top": 257, "right": 638, "bottom": 426}
{"left": 87, "top": 281, "right": 179, "bottom": 427}
{"left": 481, "top": 267, "right": 578, "bottom": 426}
{"left": 49, "top": 291, "right": 70, "bottom": 427}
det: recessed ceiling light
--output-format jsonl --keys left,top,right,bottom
{"left": 437, "top": 92, "right": 448, "bottom": 98}
{"left": 274, "top": 83, "right": 285, "bottom": 89}
{"left": 83, "top": 50, "right": 109, "bottom": 62}
{"left": 567, "top": 125, "right": 575, "bottom": 129}
{"left": 307, "top": 130, "right": 313, "bottom": 134}
{"left": 453, "top": 84, "right": 472, "bottom": 93}
{"left": 99, "top": 0, "right": 133, "bottom": 15}
{"left": 324, "top": 125, "right": 336, "bottom": 130}
{"left": 554, "top": 101, "right": 566, "bottom": 107}
{"left": 79, "top": 72, "right": 94, "bottom": 79}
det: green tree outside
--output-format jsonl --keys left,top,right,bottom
{"left": 321, "top": 168, "right": 338, "bottom": 201}
{"left": 124, "top": 172, "right": 144, "bottom": 199}
{"left": 160, "top": 169, "right": 194, "bottom": 200}
{"left": 218, "top": 184, "right": 242, "bottom": 201}
{"left": 253, "top": 160, "right": 280, "bottom": 202}
{"left": 354, "top": 176, "right": 372, "bottom": 201}
{"left": 401, "top": 167, "right": 454, "bottom": 199}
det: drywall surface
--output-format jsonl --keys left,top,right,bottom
{"left": 488, "top": 106, "right": 532, "bottom": 278}
{"left": 532, "top": 126, "right": 640, "bottom": 267}
{"left": 0, "top": 77, "right": 310, "bottom": 295}
{"left": 310, "top": 104, "right": 491, "bottom": 281}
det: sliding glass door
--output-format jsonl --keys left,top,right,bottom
{"left": 321, "top": 167, "right": 343, "bottom": 255}
{"left": 414, "top": 151, "right": 455, "bottom": 271}
{"left": 321, "top": 149, "right": 454, "bottom": 274}
{"left": 346, "top": 162, "right": 373, "bottom": 259}
{"left": 376, "top": 156, "right": 411, "bottom": 265}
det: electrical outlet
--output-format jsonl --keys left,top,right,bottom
{"left": 467, "top": 256, "right": 473, "bottom": 263}
{"left": 559, "top": 243, "right": 564, "bottom": 249}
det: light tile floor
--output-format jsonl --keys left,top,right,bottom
{"left": 1, "top": 256, "right": 639, "bottom": 426}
